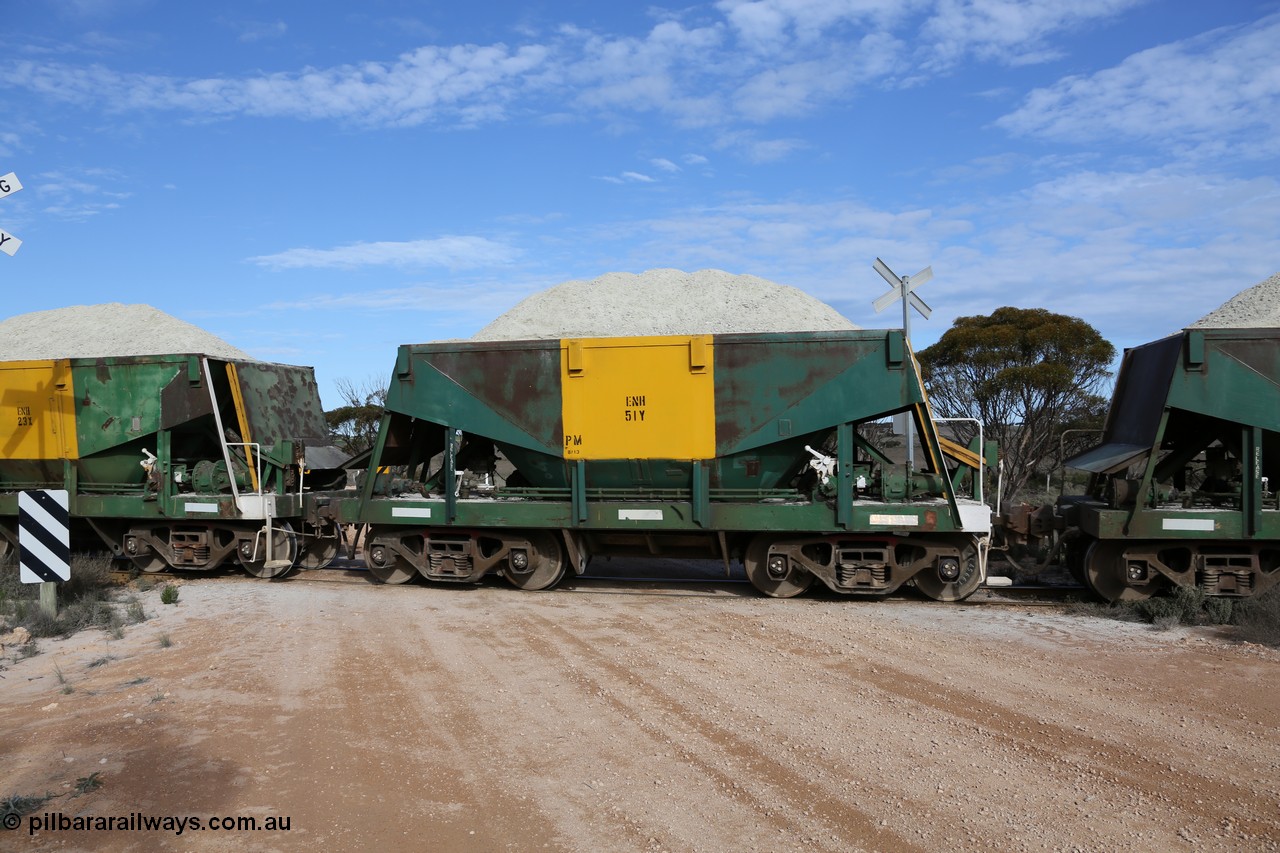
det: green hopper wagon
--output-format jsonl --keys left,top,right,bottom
{"left": 0, "top": 354, "right": 348, "bottom": 577}
{"left": 1055, "top": 327, "right": 1280, "bottom": 601}
{"left": 316, "top": 330, "right": 994, "bottom": 599}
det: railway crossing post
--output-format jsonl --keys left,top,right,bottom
{"left": 871, "top": 258, "right": 933, "bottom": 470}
{"left": 0, "top": 171, "right": 23, "bottom": 256}
{"left": 19, "top": 490, "right": 72, "bottom": 617}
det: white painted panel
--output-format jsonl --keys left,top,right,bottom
{"left": 619, "top": 509, "right": 664, "bottom": 521}
{"left": 869, "top": 514, "right": 919, "bottom": 526}
{"left": 392, "top": 507, "right": 433, "bottom": 519}
{"left": 1162, "top": 518, "right": 1215, "bottom": 532}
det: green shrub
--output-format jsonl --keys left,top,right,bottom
{"left": 72, "top": 773, "right": 102, "bottom": 797}
{"left": 59, "top": 556, "right": 114, "bottom": 600}
{"left": 126, "top": 599, "right": 147, "bottom": 624}
{"left": 57, "top": 599, "right": 117, "bottom": 636}
{"left": 2, "top": 792, "right": 53, "bottom": 820}
{"left": 1231, "top": 586, "right": 1280, "bottom": 646}
{"left": 1068, "top": 583, "right": 1251, "bottom": 633}
{"left": 159, "top": 584, "right": 179, "bottom": 605}
{"left": 1133, "top": 585, "right": 1207, "bottom": 628}
{"left": 1202, "top": 596, "right": 1234, "bottom": 625}
{"left": 23, "top": 607, "right": 65, "bottom": 639}
{"left": 1, "top": 555, "right": 124, "bottom": 641}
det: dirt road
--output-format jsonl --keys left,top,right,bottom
{"left": 3, "top": 566, "right": 1278, "bottom": 851}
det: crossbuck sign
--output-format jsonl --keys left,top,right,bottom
{"left": 0, "top": 171, "right": 23, "bottom": 256}
{"left": 871, "top": 258, "right": 933, "bottom": 469}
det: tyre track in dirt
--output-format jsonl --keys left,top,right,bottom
{"left": 514, "top": 601, "right": 1063, "bottom": 850}
{"left": 388, "top": 594, "right": 802, "bottom": 852}
{"left": 4, "top": 574, "right": 1278, "bottom": 851}
{"left": 518, "top": 608, "right": 929, "bottom": 851}
{"left": 705, "top": 603, "right": 1280, "bottom": 846}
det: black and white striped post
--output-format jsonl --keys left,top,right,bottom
{"left": 19, "top": 489, "right": 71, "bottom": 617}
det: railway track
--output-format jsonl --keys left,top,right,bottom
{"left": 115, "top": 556, "right": 1088, "bottom": 605}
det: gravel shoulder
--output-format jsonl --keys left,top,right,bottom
{"left": 2, "top": 569, "right": 1278, "bottom": 852}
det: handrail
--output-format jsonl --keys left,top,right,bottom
{"left": 225, "top": 442, "right": 263, "bottom": 496}
{"left": 933, "top": 417, "right": 984, "bottom": 503}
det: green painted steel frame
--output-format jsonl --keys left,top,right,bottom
{"left": 1070, "top": 328, "right": 1280, "bottom": 547}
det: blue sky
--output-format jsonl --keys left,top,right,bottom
{"left": 3, "top": 0, "right": 1278, "bottom": 407}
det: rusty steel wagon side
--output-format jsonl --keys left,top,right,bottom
{"left": 310, "top": 330, "right": 994, "bottom": 599}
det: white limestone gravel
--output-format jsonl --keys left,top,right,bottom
{"left": 1190, "top": 271, "right": 1280, "bottom": 328}
{"left": 473, "top": 268, "right": 857, "bottom": 340}
{"left": 0, "top": 303, "right": 256, "bottom": 361}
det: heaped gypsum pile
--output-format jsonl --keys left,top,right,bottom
{"left": 472, "top": 268, "right": 858, "bottom": 340}
{"left": 0, "top": 303, "right": 255, "bottom": 361}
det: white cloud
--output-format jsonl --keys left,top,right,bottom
{"left": 30, "top": 167, "right": 131, "bottom": 221}
{"left": 238, "top": 20, "right": 288, "bottom": 43}
{"left": 714, "top": 131, "right": 806, "bottom": 162}
{"left": 919, "top": 0, "right": 1144, "bottom": 69}
{"left": 0, "top": 130, "right": 22, "bottom": 157}
{"left": 247, "top": 236, "right": 520, "bottom": 270}
{"left": 1, "top": 43, "right": 551, "bottom": 127}
{"left": 597, "top": 171, "right": 657, "bottom": 184}
{"left": 997, "top": 13, "right": 1280, "bottom": 158}
{"left": 0, "top": 0, "right": 1147, "bottom": 137}
{"left": 52, "top": 0, "right": 154, "bottom": 21}
{"left": 651, "top": 157, "right": 680, "bottom": 172}
{"left": 716, "top": 0, "right": 921, "bottom": 52}
{"left": 568, "top": 166, "right": 1279, "bottom": 346}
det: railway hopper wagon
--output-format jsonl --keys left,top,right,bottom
{"left": 1023, "top": 328, "right": 1280, "bottom": 601}
{"left": 0, "top": 354, "right": 348, "bottom": 577}
{"left": 312, "top": 330, "right": 994, "bottom": 599}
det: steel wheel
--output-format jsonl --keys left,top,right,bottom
{"left": 503, "top": 532, "right": 566, "bottom": 591}
{"left": 238, "top": 522, "right": 298, "bottom": 579}
{"left": 914, "top": 540, "right": 981, "bottom": 602}
{"left": 363, "top": 533, "right": 417, "bottom": 584}
{"left": 298, "top": 521, "right": 340, "bottom": 570}
{"left": 743, "top": 537, "right": 814, "bottom": 598}
{"left": 130, "top": 552, "right": 170, "bottom": 574}
{"left": 1083, "top": 539, "right": 1154, "bottom": 602}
